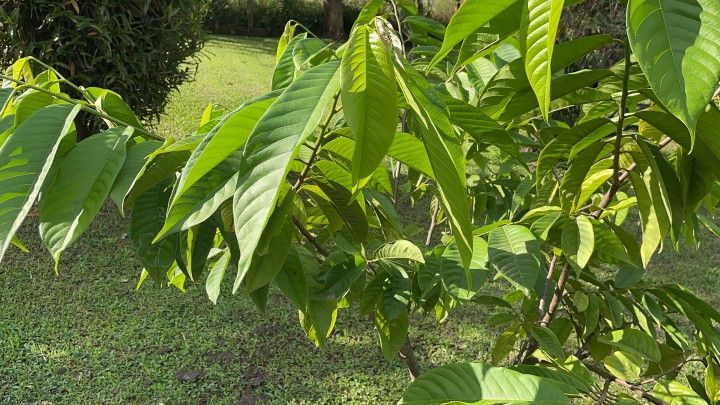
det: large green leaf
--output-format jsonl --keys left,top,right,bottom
{"left": 0, "top": 104, "right": 80, "bottom": 263}
{"left": 341, "top": 23, "right": 398, "bottom": 191}
{"left": 428, "top": 0, "right": 521, "bottom": 69}
{"left": 488, "top": 224, "right": 543, "bottom": 295}
{"left": 561, "top": 215, "right": 594, "bottom": 273}
{"left": 520, "top": 0, "right": 565, "bottom": 120}
{"left": 402, "top": 363, "right": 570, "bottom": 404}
{"left": 627, "top": 0, "right": 720, "bottom": 134}
{"left": 39, "top": 128, "right": 131, "bottom": 267}
{"left": 393, "top": 58, "right": 473, "bottom": 269}
{"left": 232, "top": 61, "right": 341, "bottom": 291}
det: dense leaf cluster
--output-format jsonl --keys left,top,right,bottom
{"left": 0, "top": 0, "right": 208, "bottom": 123}
{"left": 2, "top": 0, "right": 720, "bottom": 402}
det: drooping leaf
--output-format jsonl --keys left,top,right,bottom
{"left": 341, "top": 23, "right": 398, "bottom": 192}
{"left": 232, "top": 61, "right": 341, "bottom": 291}
{"left": 402, "top": 363, "right": 570, "bottom": 404}
{"left": 652, "top": 381, "right": 709, "bottom": 405}
{"left": 520, "top": 0, "right": 565, "bottom": 120}
{"left": 627, "top": 0, "right": 720, "bottom": 134}
{"left": 0, "top": 104, "right": 80, "bottom": 263}
{"left": 206, "top": 249, "right": 231, "bottom": 304}
{"left": 393, "top": 58, "right": 473, "bottom": 269}
{"left": 374, "top": 308, "right": 408, "bottom": 360}
{"left": 40, "top": 128, "right": 131, "bottom": 268}
{"left": 130, "top": 180, "right": 178, "bottom": 281}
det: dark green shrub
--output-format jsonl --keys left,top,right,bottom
{"left": 0, "top": 0, "right": 209, "bottom": 123}
{"left": 205, "top": 0, "right": 361, "bottom": 38}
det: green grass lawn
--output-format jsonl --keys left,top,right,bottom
{"left": 1, "top": 35, "right": 719, "bottom": 403}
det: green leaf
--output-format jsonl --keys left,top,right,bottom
{"left": 374, "top": 240, "right": 424, "bottom": 263}
{"left": 272, "top": 33, "right": 307, "bottom": 90}
{"left": 183, "top": 221, "right": 216, "bottom": 281}
{"left": 206, "top": 249, "right": 231, "bottom": 305}
{"left": 244, "top": 220, "right": 293, "bottom": 293}
{"left": 275, "top": 21, "right": 298, "bottom": 62}
{"left": 0, "top": 104, "right": 80, "bottom": 263}
{"left": 87, "top": 88, "right": 145, "bottom": 131}
{"left": 232, "top": 61, "right": 341, "bottom": 292}
{"left": 109, "top": 140, "right": 162, "bottom": 213}
{"left": 39, "top": 127, "right": 131, "bottom": 268}
{"left": 488, "top": 224, "right": 543, "bottom": 295}
{"left": 393, "top": 58, "right": 473, "bottom": 269}
{"left": 428, "top": 0, "right": 521, "bottom": 69}
{"left": 14, "top": 90, "right": 54, "bottom": 126}
{"left": 374, "top": 307, "right": 408, "bottom": 360}
{"left": 402, "top": 363, "right": 570, "bottom": 404}
{"left": 652, "top": 381, "right": 709, "bottom": 405}
{"left": 304, "top": 181, "right": 369, "bottom": 242}
{"left": 275, "top": 245, "right": 314, "bottom": 311}
{"left": 603, "top": 350, "right": 643, "bottom": 381}
{"left": 130, "top": 180, "right": 178, "bottom": 281}
{"left": 123, "top": 137, "right": 196, "bottom": 210}
{"left": 510, "top": 365, "right": 591, "bottom": 394}
{"left": 561, "top": 215, "right": 594, "bottom": 273}
{"left": 629, "top": 169, "right": 671, "bottom": 268}
{"left": 530, "top": 325, "right": 566, "bottom": 360}
{"left": 520, "top": 0, "right": 565, "bottom": 120}
{"left": 341, "top": 23, "right": 398, "bottom": 192}
{"left": 387, "top": 131, "right": 434, "bottom": 179}
{"left": 627, "top": 0, "right": 720, "bottom": 134}
{"left": 598, "top": 328, "right": 661, "bottom": 362}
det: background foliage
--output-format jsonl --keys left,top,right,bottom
{"left": 0, "top": 0, "right": 208, "bottom": 123}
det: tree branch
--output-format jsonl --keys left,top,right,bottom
{"left": 584, "top": 361, "right": 664, "bottom": 405}
{"left": 425, "top": 199, "right": 441, "bottom": 247}
{"left": 292, "top": 216, "right": 330, "bottom": 257}
{"left": 0, "top": 73, "right": 163, "bottom": 141}
{"left": 398, "top": 338, "right": 422, "bottom": 380}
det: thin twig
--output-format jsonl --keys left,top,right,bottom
{"left": 584, "top": 361, "right": 664, "bottom": 405}
{"left": 538, "top": 255, "right": 558, "bottom": 318}
{"left": 293, "top": 93, "right": 340, "bottom": 191}
{"left": 425, "top": 199, "right": 440, "bottom": 247}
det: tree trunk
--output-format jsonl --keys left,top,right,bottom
{"left": 425, "top": 0, "right": 433, "bottom": 15}
{"left": 416, "top": 0, "right": 424, "bottom": 15}
{"left": 324, "top": 0, "right": 344, "bottom": 40}
{"left": 246, "top": 0, "right": 255, "bottom": 33}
